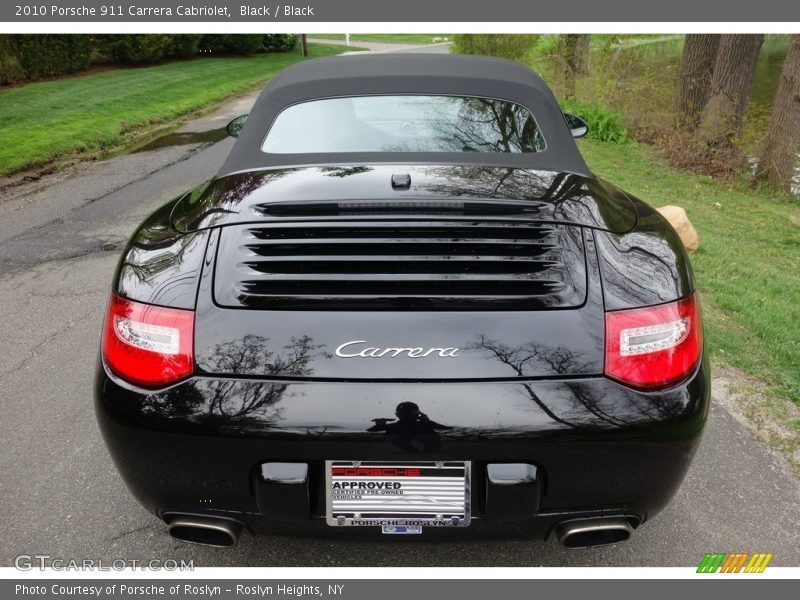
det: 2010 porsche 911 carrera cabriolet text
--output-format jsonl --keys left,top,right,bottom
{"left": 95, "top": 54, "right": 709, "bottom": 548}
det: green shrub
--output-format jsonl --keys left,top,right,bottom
{"left": 7, "top": 35, "right": 91, "bottom": 81}
{"left": 166, "top": 35, "right": 202, "bottom": 58}
{"left": 532, "top": 35, "right": 561, "bottom": 56}
{"left": 262, "top": 34, "right": 298, "bottom": 53}
{"left": 200, "top": 35, "right": 264, "bottom": 55}
{"left": 0, "top": 35, "right": 25, "bottom": 85}
{"left": 93, "top": 35, "right": 201, "bottom": 63}
{"left": 561, "top": 100, "right": 629, "bottom": 144}
{"left": 97, "top": 34, "right": 173, "bottom": 64}
{"left": 451, "top": 34, "right": 535, "bottom": 61}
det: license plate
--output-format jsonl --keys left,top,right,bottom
{"left": 325, "top": 461, "right": 471, "bottom": 528}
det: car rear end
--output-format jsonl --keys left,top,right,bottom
{"left": 96, "top": 174, "right": 708, "bottom": 547}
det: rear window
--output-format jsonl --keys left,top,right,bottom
{"left": 261, "top": 95, "right": 545, "bottom": 154}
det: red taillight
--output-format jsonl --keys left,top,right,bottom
{"left": 102, "top": 294, "right": 194, "bottom": 387}
{"left": 605, "top": 294, "right": 702, "bottom": 389}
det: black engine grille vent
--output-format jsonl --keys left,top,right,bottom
{"left": 214, "top": 219, "right": 586, "bottom": 310}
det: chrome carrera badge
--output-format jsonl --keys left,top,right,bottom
{"left": 335, "top": 340, "right": 460, "bottom": 359}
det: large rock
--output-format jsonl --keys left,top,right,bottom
{"left": 656, "top": 205, "right": 699, "bottom": 252}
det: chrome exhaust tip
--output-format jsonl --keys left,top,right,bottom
{"left": 166, "top": 515, "right": 243, "bottom": 547}
{"left": 555, "top": 517, "right": 634, "bottom": 549}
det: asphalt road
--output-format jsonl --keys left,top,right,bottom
{"left": 306, "top": 38, "right": 453, "bottom": 54}
{"left": 1, "top": 44, "right": 799, "bottom": 568}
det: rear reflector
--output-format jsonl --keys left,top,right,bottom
{"left": 605, "top": 295, "right": 701, "bottom": 389}
{"left": 102, "top": 294, "right": 194, "bottom": 387}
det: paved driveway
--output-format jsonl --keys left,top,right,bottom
{"left": 307, "top": 38, "right": 452, "bottom": 54}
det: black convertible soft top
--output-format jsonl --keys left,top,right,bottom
{"left": 218, "top": 53, "right": 590, "bottom": 177}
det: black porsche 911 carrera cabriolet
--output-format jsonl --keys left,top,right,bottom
{"left": 96, "top": 54, "right": 708, "bottom": 548}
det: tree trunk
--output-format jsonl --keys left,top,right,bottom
{"left": 559, "top": 35, "right": 588, "bottom": 99}
{"left": 559, "top": 35, "right": 578, "bottom": 99}
{"left": 754, "top": 35, "right": 800, "bottom": 192}
{"left": 676, "top": 34, "right": 720, "bottom": 130}
{"left": 575, "top": 34, "right": 590, "bottom": 76}
{"left": 699, "top": 34, "right": 764, "bottom": 148}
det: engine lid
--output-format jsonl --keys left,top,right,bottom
{"left": 193, "top": 307, "right": 604, "bottom": 380}
{"left": 172, "top": 165, "right": 637, "bottom": 235}
{"left": 193, "top": 222, "right": 605, "bottom": 381}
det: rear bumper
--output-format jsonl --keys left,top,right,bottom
{"left": 95, "top": 356, "right": 709, "bottom": 538}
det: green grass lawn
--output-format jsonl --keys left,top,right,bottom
{"left": 581, "top": 138, "right": 800, "bottom": 408}
{"left": 0, "top": 44, "right": 349, "bottom": 176}
{"left": 312, "top": 34, "right": 450, "bottom": 45}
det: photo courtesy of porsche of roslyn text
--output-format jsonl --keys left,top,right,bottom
{"left": 1, "top": 30, "right": 799, "bottom": 570}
